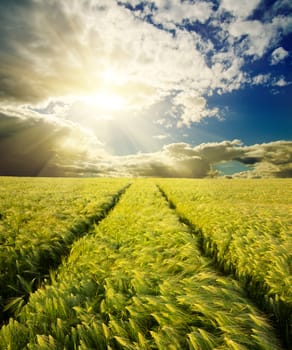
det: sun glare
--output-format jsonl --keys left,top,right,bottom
{"left": 81, "top": 92, "right": 126, "bottom": 112}
{"left": 73, "top": 67, "right": 130, "bottom": 121}
{"left": 102, "top": 69, "right": 117, "bottom": 83}
{"left": 101, "top": 67, "right": 126, "bottom": 85}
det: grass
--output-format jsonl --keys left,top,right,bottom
{"left": 0, "top": 179, "right": 284, "bottom": 349}
{"left": 157, "top": 178, "right": 292, "bottom": 348}
{"left": 0, "top": 177, "right": 129, "bottom": 323}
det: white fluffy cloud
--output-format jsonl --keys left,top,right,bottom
{"left": 228, "top": 20, "right": 278, "bottom": 58}
{"left": 252, "top": 74, "right": 271, "bottom": 86}
{"left": 0, "top": 0, "right": 290, "bottom": 129}
{"left": 153, "top": 0, "right": 213, "bottom": 27}
{"left": 229, "top": 14, "right": 292, "bottom": 60}
{"left": 0, "top": 0, "right": 217, "bottom": 126}
{"left": 220, "top": 0, "right": 261, "bottom": 18}
{"left": 210, "top": 54, "right": 246, "bottom": 93}
{"left": 271, "top": 47, "right": 289, "bottom": 65}
{"left": 273, "top": 77, "right": 289, "bottom": 87}
{"left": 173, "top": 91, "right": 219, "bottom": 126}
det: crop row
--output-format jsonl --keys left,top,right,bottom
{"left": 0, "top": 180, "right": 283, "bottom": 349}
{"left": 157, "top": 178, "right": 292, "bottom": 347}
{"left": 0, "top": 177, "right": 129, "bottom": 322}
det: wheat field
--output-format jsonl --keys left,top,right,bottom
{"left": 0, "top": 177, "right": 291, "bottom": 349}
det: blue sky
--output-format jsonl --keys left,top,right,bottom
{"left": 0, "top": 0, "right": 291, "bottom": 177}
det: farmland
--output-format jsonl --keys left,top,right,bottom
{"left": 0, "top": 177, "right": 291, "bottom": 349}
{"left": 0, "top": 177, "right": 129, "bottom": 322}
{"left": 157, "top": 178, "right": 292, "bottom": 347}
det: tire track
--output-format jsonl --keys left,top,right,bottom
{"left": 1, "top": 183, "right": 131, "bottom": 326}
{"left": 157, "top": 184, "right": 289, "bottom": 349}
{"left": 0, "top": 182, "right": 283, "bottom": 349}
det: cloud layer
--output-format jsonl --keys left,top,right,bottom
{"left": 0, "top": 0, "right": 291, "bottom": 177}
{"left": 0, "top": 0, "right": 290, "bottom": 126}
{"left": 1, "top": 111, "right": 291, "bottom": 178}
{"left": 0, "top": 108, "right": 105, "bottom": 176}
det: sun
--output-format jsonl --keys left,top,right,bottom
{"left": 81, "top": 92, "right": 126, "bottom": 111}
{"left": 71, "top": 67, "right": 131, "bottom": 120}
{"left": 102, "top": 69, "right": 118, "bottom": 84}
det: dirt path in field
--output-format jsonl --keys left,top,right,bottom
{"left": 1, "top": 184, "right": 131, "bottom": 326}
{"left": 157, "top": 184, "right": 228, "bottom": 265}
{"left": 157, "top": 184, "right": 290, "bottom": 349}
{"left": 1, "top": 181, "right": 286, "bottom": 349}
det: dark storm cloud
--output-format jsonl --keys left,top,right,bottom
{"left": 235, "top": 141, "right": 292, "bottom": 178}
{"left": 234, "top": 157, "right": 262, "bottom": 165}
{"left": 248, "top": 141, "right": 292, "bottom": 164}
{"left": 0, "top": 115, "right": 68, "bottom": 176}
{"left": 275, "top": 166, "right": 292, "bottom": 178}
{"left": 1, "top": 114, "right": 291, "bottom": 178}
{"left": 107, "top": 140, "right": 250, "bottom": 178}
{"left": 194, "top": 140, "right": 245, "bottom": 163}
{"left": 119, "top": 140, "right": 292, "bottom": 178}
{"left": 0, "top": 111, "right": 104, "bottom": 176}
{"left": 118, "top": 152, "right": 210, "bottom": 178}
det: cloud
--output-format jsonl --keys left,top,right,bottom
{"left": 0, "top": 0, "right": 216, "bottom": 125}
{"left": 234, "top": 162, "right": 292, "bottom": 178}
{"left": 271, "top": 0, "right": 292, "bottom": 14}
{"left": 210, "top": 54, "right": 246, "bottom": 94}
{"left": 224, "top": 11, "right": 292, "bottom": 61}
{"left": 1, "top": 1, "right": 291, "bottom": 179}
{"left": 193, "top": 139, "right": 244, "bottom": 163}
{"left": 173, "top": 91, "right": 219, "bottom": 126}
{"left": 112, "top": 140, "right": 292, "bottom": 178}
{"left": 0, "top": 0, "right": 290, "bottom": 129}
{"left": 233, "top": 141, "right": 292, "bottom": 178}
{"left": 220, "top": 0, "right": 261, "bottom": 18}
{"left": 153, "top": 134, "right": 169, "bottom": 140}
{"left": 273, "top": 77, "right": 290, "bottom": 87}
{"left": 1, "top": 109, "right": 291, "bottom": 178}
{"left": 152, "top": 0, "right": 213, "bottom": 27}
{"left": 252, "top": 74, "right": 271, "bottom": 86}
{"left": 114, "top": 143, "right": 211, "bottom": 178}
{"left": 251, "top": 73, "right": 290, "bottom": 88}
{"left": 245, "top": 141, "right": 292, "bottom": 164}
{"left": 0, "top": 108, "right": 106, "bottom": 176}
{"left": 271, "top": 47, "right": 289, "bottom": 65}
{"left": 228, "top": 20, "right": 276, "bottom": 58}
{"left": 84, "top": 139, "right": 292, "bottom": 178}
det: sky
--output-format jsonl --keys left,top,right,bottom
{"left": 0, "top": 0, "right": 291, "bottom": 178}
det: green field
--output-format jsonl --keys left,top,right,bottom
{"left": 0, "top": 177, "right": 291, "bottom": 349}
